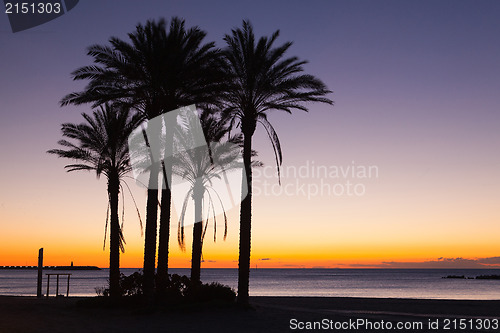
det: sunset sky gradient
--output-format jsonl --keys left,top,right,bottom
{"left": 1, "top": 0, "right": 499, "bottom": 268}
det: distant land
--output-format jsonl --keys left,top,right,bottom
{"left": 0, "top": 266, "right": 101, "bottom": 270}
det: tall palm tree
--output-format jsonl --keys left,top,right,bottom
{"left": 60, "top": 17, "right": 227, "bottom": 300}
{"left": 173, "top": 110, "right": 243, "bottom": 284}
{"left": 222, "top": 21, "right": 333, "bottom": 305}
{"left": 48, "top": 104, "right": 143, "bottom": 298}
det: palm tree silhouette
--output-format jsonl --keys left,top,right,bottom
{"left": 60, "top": 17, "right": 227, "bottom": 300}
{"left": 173, "top": 110, "right": 243, "bottom": 284}
{"left": 48, "top": 104, "right": 143, "bottom": 298}
{"left": 222, "top": 21, "right": 333, "bottom": 305}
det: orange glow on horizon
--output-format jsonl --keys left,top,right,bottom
{"left": 2, "top": 240, "right": 499, "bottom": 269}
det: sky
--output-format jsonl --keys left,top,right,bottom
{"left": 0, "top": 0, "right": 499, "bottom": 269}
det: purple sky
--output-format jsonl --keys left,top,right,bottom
{"left": 1, "top": 0, "right": 499, "bottom": 267}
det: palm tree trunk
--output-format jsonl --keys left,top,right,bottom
{"left": 108, "top": 174, "right": 121, "bottom": 299}
{"left": 156, "top": 127, "right": 175, "bottom": 296}
{"left": 191, "top": 184, "right": 203, "bottom": 284}
{"left": 156, "top": 185, "right": 171, "bottom": 294}
{"left": 142, "top": 118, "right": 163, "bottom": 303}
{"left": 143, "top": 176, "right": 158, "bottom": 302}
{"left": 237, "top": 128, "right": 253, "bottom": 305}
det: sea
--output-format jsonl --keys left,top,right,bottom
{"left": 1, "top": 268, "right": 499, "bottom": 300}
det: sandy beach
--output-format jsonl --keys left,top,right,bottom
{"left": 1, "top": 296, "right": 499, "bottom": 333}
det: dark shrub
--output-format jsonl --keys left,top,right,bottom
{"left": 94, "top": 271, "right": 235, "bottom": 306}
{"left": 120, "top": 271, "right": 143, "bottom": 296}
{"left": 95, "top": 270, "right": 143, "bottom": 297}
{"left": 186, "top": 282, "right": 236, "bottom": 303}
{"left": 162, "top": 274, "right": 190, "bottom": 303}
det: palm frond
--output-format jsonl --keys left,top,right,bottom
{"left": 257, "top": 113, "right": 282, "bottom": 184}
{"left": 103, "top": 201, "right": 110, "bottom": 251}
{"left": 222, "top": 20, "right": 333, "bottom": 179}
{"left": 121, "top": 180, "right": 144, "bottom": 237}
{"left": 49, "top": 103, "right": 144, "bottom": 255}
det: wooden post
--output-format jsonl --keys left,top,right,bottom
{"left": 37, "top": 248, "right": 43, "bottom": 298}
{"left": 56, "top": 275, "right": 59, "bottom": 296}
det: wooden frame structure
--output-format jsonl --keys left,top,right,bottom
{"left": 46, "top": 273, "right": 71, "bottom": 298}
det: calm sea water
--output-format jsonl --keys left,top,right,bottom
{"left": 1, "top": 268, "right": 499, "bottom": 299}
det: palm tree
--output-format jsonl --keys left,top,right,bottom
{"left": 222, "top": 21, "right": 333, "bottom": 305}
{"left": 173, "top": 110, "right": 243, "bottom": 284}
{"left": 60, "top": 18, "right": 227, "bottom": 300}
{"left": 48, "top": 104, "right": 143, "bottom": 298}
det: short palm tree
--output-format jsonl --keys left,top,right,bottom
{"left": 48, "top": 104, "right": 143, "bottom": 298}
{"left": 173, "top": 110, "right": 242, "bottom": 284}
{"left": 222, "top": 21, "right": 333, "bottom": 305}
{"left": 60, "top": 17, "right": 227, "bottom": 300}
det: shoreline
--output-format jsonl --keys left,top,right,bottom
{"left": 1, "top": 296, "right": 499, "bottom": 332}
{"left": 2, "top": 294, "right": 499, "bottom": 300}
